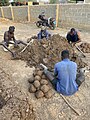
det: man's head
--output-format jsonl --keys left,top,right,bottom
{"left": 9, "top": 26, "right": 15, "bottom": 33}
{"left": 70, "top": 28, "right": 75, "bottom": 35}
{"left": 61, "top": 50, "right": 69, "bottom": 60}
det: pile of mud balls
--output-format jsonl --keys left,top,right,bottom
{"left": 28, "top": 68, "right": 55, "bottom": 99}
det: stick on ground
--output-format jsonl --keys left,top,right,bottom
{"left": 60, "top": 94, "right": 81, "bottom": 116}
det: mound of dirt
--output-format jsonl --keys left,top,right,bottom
{"left": 16, "top": 34, "right": 87, "bottom": 69}
{"left": 79, "top": 43, "right": 90, "bottom": 53}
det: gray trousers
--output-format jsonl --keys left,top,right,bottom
{"left": 44, "top": 70, "right": 85, "bottom": 89}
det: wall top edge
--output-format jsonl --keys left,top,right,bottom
{"left": 59, "top": 3, "right": 90, "bottom": 5}
{"left": 0, "top": 3, "right": 90, "bottom": 9}
{"left": 28, "top": 3, "right": 76, "bottom": 6}
{"left": 1, "top": 6, "right": 28, "bottom": 8}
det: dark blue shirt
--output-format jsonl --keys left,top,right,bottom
{"left": 54, "top": 59, "right": 78, "bottom": 96}
{"left": 66, "top": 31, "right": 79, "bottom": 43}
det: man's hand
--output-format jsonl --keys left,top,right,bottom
{"left": 14, "top": 41, "right": 18, "bottom": 48}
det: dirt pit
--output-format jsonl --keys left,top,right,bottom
{"left": 16, "top": 34, "right": 87, "bottom": 69}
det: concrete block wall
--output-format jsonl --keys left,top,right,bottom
{"left": 0, "top": 4, "right": 90, "bottom": 31}
{"left": 29, "top": 5, "right": 57, "bottom": 22}
{"left": 58, "top": 4, "right": 90, "bottom": 30}
{"left": 2, "top": 7, "right": 12, "bottom": 19}
{"left": 12, "top": 6, "right": 28, "bottom": 21}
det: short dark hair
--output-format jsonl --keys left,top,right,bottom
{"left": 61, "top": 50, "right": 69, "bottom": 58}
{"left": 70, "top": 28, "right": 75, "bottom": 33}
{"left": 9, "top": 26, "right": 15, "bottom": 31}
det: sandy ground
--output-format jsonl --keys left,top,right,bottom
{"left": 0, "top": 18, "right": 90, "bottom": 120}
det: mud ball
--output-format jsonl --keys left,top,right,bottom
{"left": 33, "top": 80, "right": 40, "bottom": 88}
{"left": 42, "top": 75, "right": 46, "bottom": 79}
{"left": 37, "top": 71, "right": 43, "bottom": 77}
{"left": 29, "top": 84, "right": 36, "bottom": 93}
{"left": 35, "top": 90, "right": 44, "bottom": 99}
{"left": 40, "top": 79, "right": 48, "bottom": 85}
{"left": 40, "top": 85, "right": 50, "bottom": 93}
{"left": 33, "top": 71, "right": 37, "bottom": 77}
{"left": 45, "top": 90, "right": 54, "bottom": 99}
{"left": 35, "top": 75, "right": 41, "bottom": 81}
{"left": 28, "top": 76, "right": 35, "bottom": 83}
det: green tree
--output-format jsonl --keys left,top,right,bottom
{"left": 0, "top": 0, "right": 9, "bottom": 6}
{"left": 50, "top": 0, "right": 56, "bottom": 4}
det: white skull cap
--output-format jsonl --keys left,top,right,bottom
{"left": 41, "top": 26, "right": 46, "bottom": 30}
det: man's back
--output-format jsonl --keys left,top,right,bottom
{"left": 54, "top": 59, "right": 78, "bottom": 95}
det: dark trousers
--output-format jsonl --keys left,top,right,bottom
{"left": 44, "top": 70, "right": 85, "bottom": 89}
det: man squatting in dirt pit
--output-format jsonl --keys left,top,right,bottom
{"left": 38, "top": 26, "right": 51, "bottom": 40}
{"left": 66, "top": 28, "right": 81, "bottom": 46}
{"left": 42, "top": 50, "right": 85, "bottom": 96}
{"left": 0, "top": 26, "right": 27, "bottom": 57}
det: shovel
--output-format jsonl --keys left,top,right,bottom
{"left": 20, "top": 39, "right": 34, "bottom": 53}
{"left": 75, "top": 44, "right": 86, "bottom": 57}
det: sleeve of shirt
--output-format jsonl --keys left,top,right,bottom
{"left": 54, "top": 64, "right": 58, "bottom": 76}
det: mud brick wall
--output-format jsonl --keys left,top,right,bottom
{"left": 29, "top": 5, "right": 57, "bottom": 22}
{"left": 12, "top": 6, "right": 28, "bottom": 21}
{"left": 2, "top": 7, "right": 12, "bottom": 19}
{"left": 58, "top": 4, "right": 90, "bottom": 31}
{"left": 0, "top": 8, "right": 2, "bottom": 17}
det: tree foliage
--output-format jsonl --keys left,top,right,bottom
{"left": 50, "top": 0, "right": 56, "bottom": 4}
{"left": 0, "top": 0, "right": 9, "bottom": 6}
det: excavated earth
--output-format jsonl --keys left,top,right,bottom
{"left": 0, "top": 67, "right": 36, "bottom": 120}
{"left": 16, "top": 34, "right": 87, "bottom": 69}
{"left": 79, "top": 42, "right": 90, "bottom": 53}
